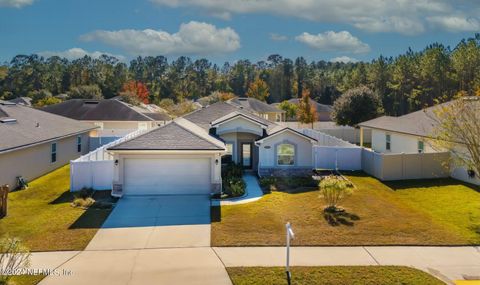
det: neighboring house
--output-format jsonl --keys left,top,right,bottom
{"left": 9, "top": 97, "right": 32, "bottom": 106}
{"left": 42, "top": 99, "right": 171, "bottom": 149}
{"left": 228, "top": 97, "right": 286, "bottom": 122}
{"left": 358, "top": 101, "right": 480, "bottom": 185}
{"left": 0, "top": 101, "right": 95, "bottom": 189}
{"left": 273, "top": 98, "right": 333, "bottom": 122}
{"left": 107, "top": 102, "right": 317, "bottom": 196}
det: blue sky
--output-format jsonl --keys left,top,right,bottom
{"left": 1, "top": 0, "right": 479, "bottom": 64}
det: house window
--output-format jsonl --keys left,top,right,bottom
{"left": 51, "top": 143, "right": 57, "bottom": 163}
{"left": 275, "top": 113, "right": 282, "bottom": 122}
{"left": 418, "top": 140, "right": 425, "bottom": 153}
{"left": 277, "top": 143, "right": 295, "bottom": 166}
{"left": 77, "top": 136, "right": 82, "bottom": 153}
{"left": 222, "top": 143, "right": 234, "bottom": 164}
{"left": 386, "top": 134, "right": 391, "bottom": 151}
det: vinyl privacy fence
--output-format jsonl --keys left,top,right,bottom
{"left": 302, "top": 129, "right": 363, "bottom": 171}
{"left": 361, "top": 148, "right": 450, "bottom": 181}
{"left": 70, "top": 129, "right": 148, "bottom": 191}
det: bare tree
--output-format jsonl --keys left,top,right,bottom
{"left": 430, "top": 95, "right": 480, "bottom": 178}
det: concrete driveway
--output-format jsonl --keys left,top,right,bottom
{"left": 86, "top": 195, "right": 211, "bottom": 250}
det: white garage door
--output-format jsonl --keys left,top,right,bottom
{"left": 123, "top": 157, "right": 211, "bottom": 195}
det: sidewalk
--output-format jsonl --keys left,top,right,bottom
{"left": 212, "top": 173, "right": 263, "bottom": 206}
{"left": 29, "top": 246, "right": 480, "bottom": 285}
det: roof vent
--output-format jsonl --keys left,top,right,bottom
{"left": 238, "top": 98, "right": 248, "bottom": 101}
{"left": 0, "top": 118, "right": 17, "bottom": 124}
{"left": 84, "top": 101, "right": 99, "bottom": 105}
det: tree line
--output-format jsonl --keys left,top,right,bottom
{"left": 1, "top": 34, "right": 480, "bottom": 116}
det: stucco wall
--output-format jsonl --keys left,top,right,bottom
{"left": 0, "top": 133, "right": 90, "bottom": 189}
{"left": 216, "top": 117, "right": 263, "bottom": 136}
{"left": 371, "top": 129, "right": 436, "bottom": 153}
{"left": 257, "top": 131, "right": 313, "bottom": 168}
{"left": 219, "top": 132, "right": 260, "bottom": 170}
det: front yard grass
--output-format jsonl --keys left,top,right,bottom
{"left": 0, "top": 165, "right": 112, "bottom": 251}
{"left": 211, "top": 173, "right": 480, "bottom": 246}
{"left": 226, "top": 266, "right": 445, "bottom": 285}
{"left": 3, "top": 275, "right": 46, "bottom": 285}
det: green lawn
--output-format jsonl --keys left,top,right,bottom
{"left": 211, "top": 173, "right": 480, "bottom": 246}
{"left": 227, "top": 266, "right": 445, "bottom": 285}
{"left": 0, "top": 165, "right": 112, "bottom": 251}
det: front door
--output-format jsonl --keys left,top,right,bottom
{"left": 241, "top": 143, "right": 252, "bottom": 169}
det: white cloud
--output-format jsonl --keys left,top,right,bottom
{"left": 270, "top": 33, "right": 288, "bottom": 41}
{"left": 295, "top": 31, "right": 370, "bottom": 54}
{"left": 0, "top": 0, "right": 33, "bottom": 8}
{"left": 330, "top": 56, "right": 359, "bottom": 63}
{"left": 427, "top": 16, "right": 480, "bottom": 32}
{"left": 38, "top": 48, "right": 125, "bottom": 61}
{"left": 150, "top": 0, "right": 480, "bottom": 35}
{"left": 80, "top": 21, "right": 240, "bottom": 56}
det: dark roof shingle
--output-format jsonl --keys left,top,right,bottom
{"left": 228, "top": 97, "right": 283, "bottom": 113}
{"left": 0, "top": 102, "right": 96, "bottom": 152}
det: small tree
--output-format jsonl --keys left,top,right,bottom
{"left": 319, "top": 176, "right": 354, "bottom": 212}
{"left": 33, "top": 96, "right": 62, "bottom": 107}
{"left": 332, "top": 86, "right": 384, "bottom": 126}
{"left": 121, "top": 81, "right": 149, "bottom": 104}
{"left": 119, "top": 91, "right": 141, "bottom": 106}
{"left": 246, "top": 78, "right": 269, "bottom": 101}
{"left": 0, "top": 237, "right": 31, "bottom": 284}
{"left": 297, "top": 89, "right": 317, "bottom": 128}
{"left": 278, "top": 100, "right": 298, "bottom": 120}
{"left": 430, "top": 94, "right": 480, "bottom": 178}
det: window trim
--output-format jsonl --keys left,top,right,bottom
{"left": 385, "top": 134, "right": 391, "bottom": 151}
{"left": 77, "top": 136, "right": 82, "bottom": 153}
{"left": 51, "top": 142, "right": 57, "bottom": 163}
{"left": 418, "top": 140, "right": 425, "bottom": 153}
{"left": 275, "top": 142, "right": 296, "bottom": 166}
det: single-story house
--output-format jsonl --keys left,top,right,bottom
{"left": 228, "top": 97, "right": 286, "bottom": 122}
{"left": 358, "top": 100, "right": 480, "bottom": 185}
{"left": 0, "top": 101, "right": 96, "bottom": 189}
{"left": 107, "top": 102, "right": 317, "bottom": 196}
{"left": 273, "top": 98, "right": 333, "bottom": 122}
{"left": 42, "top": 99, "right": 171, "bottom": 149}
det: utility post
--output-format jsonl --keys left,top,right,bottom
{"left": 285, "top": 222, "right": 295, "bottom": 285}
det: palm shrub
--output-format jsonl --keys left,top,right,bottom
{"left": 319, "top": 175, "right": 354, "bottom": 212}
{"left": 0, "top": 237, "right": 31, "bottom": 284}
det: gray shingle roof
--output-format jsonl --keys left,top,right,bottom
{"left": 228, "top": 97, "right": 284, "bottom": 113}
{"left": 108, "top": 121, "right": 224, "bottom": 151}
{"left": 358, "top": 100, "right": 473, "bottom": 137}
{"left": 0, "top": 102, "right": 96, "bottom": 152}
{"left": 9, "top": 97, "right": 32, "bottom": 106}
{"left": 42, "top": 99, "right": 170, "bottom": 122}
{"left": 183, "top": 101, "right": 276, "bottom": 131}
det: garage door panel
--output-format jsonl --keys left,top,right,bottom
{"left": 123, "top": 158, "right": 211, "bottom": 195}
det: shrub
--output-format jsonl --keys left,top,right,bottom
{"left": 259, "top": 176, "right": 276, "bottom": 188}
{"left": 72, "top": 197, "right": 95, "bottom": 209}
{"left": 223, "top": 177, "right": 246, "bottom": 197}
{"left": 319, "top": 175, "right": 354, "bottom": 212}
{"left": 0, "top": 237, "right": 30, "bottom": 285}
{"left": 222, "top": 162, "right": 243, "bottom": 178}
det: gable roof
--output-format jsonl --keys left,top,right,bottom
{"left": 183, "top": 101, "right": 275, "bottom": 131}
{"left": 9, "top": 97, "right": 32, "bottom": 106}
{"left": 257, "top": 127, "right": 317, "bottom": 143}
{"left": 211, "top": 111, "right": 269, "bottom": 128}
{"left": 108, "top": 119, "right": 225, "bottom": 151}
{"left": 42, "top": 99, "right": 170, "bottom": 122}
{"left": 228, "top": 97, "right": 284, "bottom": 113}
{"left": 0, "top": 101, "right": 96, "bottom": 153}
{"left": 358, "top": 104, "right": 442, "bottom": 137}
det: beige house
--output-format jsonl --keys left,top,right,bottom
{"left": 0, "top": 101, "right": 96, "bottom": 189}
{"left": 359, "top": 102, "right": 480, "bottom": 186}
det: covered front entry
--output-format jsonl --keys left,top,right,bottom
{"left": 123, "top": 157, "right": 211, "bottom": 195}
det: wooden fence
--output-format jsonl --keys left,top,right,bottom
{"left": 0, "top": 185, "right": 9, "bottom": 218}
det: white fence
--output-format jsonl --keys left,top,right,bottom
{"left": 281, "top": 121, "right": 372, "bottom": 144}
{"left": 302, "top": 129, "right": 363, "bottom": 171}
{"left": 70, "top": 129, "right": 148, "bottom": 191}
